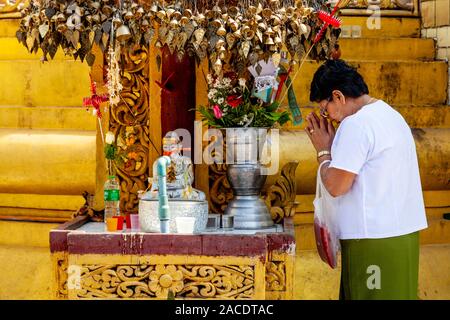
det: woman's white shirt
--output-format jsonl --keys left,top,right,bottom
{"left": 329, "top": 100, "right": 428, "bottom": 239}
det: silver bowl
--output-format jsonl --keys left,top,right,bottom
{"left": 138, "top": 199, "right": 209, "bottom": 233}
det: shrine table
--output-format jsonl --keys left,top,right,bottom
{"left": 50, "top": 216, "right": 296, "bottom": 300}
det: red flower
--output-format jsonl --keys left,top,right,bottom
{"left": 223, "top": 71, "right": 238, "bottom": 81}
{"left": 213, "top": 105, "right": 223, "bottom": 119}
{"left": 226, "top": 95, "right": 243, "bottom": 108}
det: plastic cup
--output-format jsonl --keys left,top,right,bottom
{"left": 175, "top": 217, "right": 196, "bottom": 234}
{"left": 106, "top": 218, "right": 118, "bottom": 232}
{"left": 130, "top": 214, "right": 140, "bottom": 231}
{"left": 113, "top": 216, "right": 124, "bottom": 231}
{"left": 125, "top": 214, "right": 131, "bottom": 229}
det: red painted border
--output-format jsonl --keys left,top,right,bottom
{"left": 49, "top": 216, "right": 90, "bottom": 252}
{"left": 67, "top": 233, "right": 267, "bottom": 258}
{"left": 50, "top": 216, "right": 295, "bottom": 258}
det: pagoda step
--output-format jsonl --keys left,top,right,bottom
{"left": 0, "top": 18, "right": 20, "bottom": 38}
{"left": 339, "top": 37, "right": 436, "bottom": 61}
{"left": 341, "top": 16, "right": 421, "bottom": 38}
{"left": 0, "top": 128, "right": 96, "bottom": 196}
{"left": 284, "top": 105, "right": 450, "bottom": 130}
{"left": 0, "top": 105, "right": 96, "bottom": 131}
{"left": 0, "top": 59, "right": 90, "bottom": 107}
{"left": 0, "top": 193, "right": 85, "bottom": 215}
{"left": 288, "top": 60, "right": 448, "bottom": 106}
{"left": 0, "top": 37, "right": 72, "bottom": 61}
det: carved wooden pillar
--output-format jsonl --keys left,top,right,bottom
{"left": 109, "top": 48, "right": 151, "bottom": 215}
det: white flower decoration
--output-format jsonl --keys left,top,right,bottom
{"left": 206, "top": 74, "right": 213, "bottom": 85}
{"left": 105, "top": 131, "right": 115, "bottom": 144}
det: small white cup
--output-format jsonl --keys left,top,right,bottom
{"left": 175, "top": 217, "right": 196, "bottom": 234}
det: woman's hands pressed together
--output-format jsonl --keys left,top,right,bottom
{"left": 305, "top": 112, "right": 336, "bottom": 153}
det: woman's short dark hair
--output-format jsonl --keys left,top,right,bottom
{"left": 309, "top": 59, "right": 369, "bottom": 102}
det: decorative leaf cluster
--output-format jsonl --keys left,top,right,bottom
{"left": 16, "top": 0, "right": 341, "bottom": 70}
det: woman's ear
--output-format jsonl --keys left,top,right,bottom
{"left": 332, "top": 90, "right": 346, "bottom": 105}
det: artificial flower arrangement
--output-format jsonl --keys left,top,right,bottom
{"left": 197, "top": 58, "right": 295, "bottom": 129}
{"left": 104, "top": 131, "right": 118, "bottom": 176}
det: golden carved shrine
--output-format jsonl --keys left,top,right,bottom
{"left": 0, "top": 0, "right": 449, "bottom": 300}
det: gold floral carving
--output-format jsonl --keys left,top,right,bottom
{"left": 209, "top": 161, "right": 299, "bottom": 223}
{"left": 265, "top": 261, "right": 286, "bottom": 292}
{"left": 264, "top": 161, "right": 299, "bottom": 224}
{"left": 73, "top": 264, "right": 255, "bottom": 299}
{"left": 54, "top": 254, "right": 68, "bottom": 299}
{"left": 149, "top": 265, "right": 184, "bottom": 298}
{"left": 109, "top": 48, "right": 150, "bottom": 214}
{"left": 209, "top": 163, "right": 233, "bottom": 214}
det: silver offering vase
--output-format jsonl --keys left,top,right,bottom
{"left": 223, "top": 127, "right": 274, "bottom": 229}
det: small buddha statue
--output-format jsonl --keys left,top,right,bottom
{"left": 143, "top": 131, "right": 205, "bottom": 201}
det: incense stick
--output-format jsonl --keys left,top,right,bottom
{"left": 279, "top": 44, "right": 315, "bottom": 105}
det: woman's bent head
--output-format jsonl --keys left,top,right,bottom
{"left": 310, "top": 60, "right": 370, "bottom": 122}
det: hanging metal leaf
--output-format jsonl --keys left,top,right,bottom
{"left": 193, "top": 28, "right": 205, "bottom": 45}
{"left": 102, "top": 21, "right": 112, "bottom": 34}
{"left": 64, "top": 29, "right": 73, "bottom": 44}
{"left": 226, "top": 33, "right": 235, "bottom": 48}
{"left": 94, "top": 28, "right": 102, "bottom": 45}
{"left": 184, "top": 22, "right": 195, "bottom": 39}
{"left": 209, "top": 34, "right": 219, "bottom": 51}
{"left": 235, "top": 58, "right": 246, "bottom": 75}
{"left": 86, "top": 52, "right": 96, "bottom": 66}
{"left": 45, "top": 8, "right": 56, "bottom": 19}
{"left": 39, "top": 24, "right": 49, "bottom": 38}
{"left": 166, "top": 30, "right": 175, "bottom": 46}
{"left": 77, "top": 46, "right": 87, "bottom": 62}
{"left": 241, "top": 40, "right": 250, "bottom": 58}
{"left": 177, "top": 32, "right": 188, "bottom": 49}
{"left": 48, "top": 43, "right": 57, "bottom": 59}
{"left": 102, "top": 32, "right": 109, "bottom": 49}
{"left": 89, "top": 30, "right": 95, "bottom": 46}
{"left": 176, "top": 48, "right": 185, "bottom": 62}
{"left": 256, "top": 29, "right": 263, "bottom": 44}
{"left": 31, "top": 28, "right": 39, "bottom": 44}
{"left": 248, "top": 52, "right": 259, "bottom": 66}
{"left": 73, "top": 30, "right": 80, "bottom": 48}
{"left": 272, "top": 52, "right": 281, "bottom": 67}
{"left": 321, "top": 41, "right": 329, "bottom": 56}
{"left": 296, "top": 43, "right": 305, "bottom": 60}
{"left": 289, "top": 36, "right": 299, "bottom": 48}
{"left": 158, "top": 26, "right": 168, "bottom": 41}
{"left": 144, "top": 29, "right": 155, "bottom": 44}
{"left": 16, "top": 30, "right": 23, "bottom": 44}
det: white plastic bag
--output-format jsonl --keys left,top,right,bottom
{"left": 313, "top": 160, "right": 341, "bottom": 269}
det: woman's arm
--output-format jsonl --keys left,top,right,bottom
{"left": 318, "top": 156, "right": 356, "bottom": 197}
